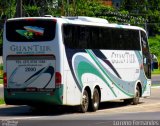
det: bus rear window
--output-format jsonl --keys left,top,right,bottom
{"left": 6, "top": 19, "right": 56, "bottom": 42}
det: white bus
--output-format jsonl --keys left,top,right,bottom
{"left": 3, "top": 16, "right": 151, "bottom": 113}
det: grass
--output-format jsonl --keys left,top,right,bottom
{"left": 0, "top": 79, "right": 3, "bottom": 84}
{"left": 151, "top": 69, "right": 160, "bottom": 75}
{"left": 0, "top": 98, "right": 5, "bottom": 104}
{"left": 152, "top": 84, "right": 160, "bottom": 87}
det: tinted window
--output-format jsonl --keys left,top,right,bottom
{"left": 141, "top": 31, "right": 151, "bottom": 79}
{"left": 63, "top": 24, "right": 141, "bottom": 50}
{"left": 6, "top": 19, "right": 56, "bottom": 42}
{"left": 111, "top": 28, "right": 140, "bottom": 50}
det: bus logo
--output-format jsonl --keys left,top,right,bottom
{"left": 16, "top": 26, "right": 44, "bottom": 39}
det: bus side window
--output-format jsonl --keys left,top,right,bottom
{"left": 90, "top": 27, "right": 99, "bottom": 49}
{"left": 102, "top": 27, "right": 112, "bottom": 49}
{"left": 63, "top": 24, "right": 73, "bottom": 48}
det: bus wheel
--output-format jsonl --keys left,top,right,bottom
{"left": 80, "top": 90, "right": 89, "bottom": 113}
{"left": 90, "top": 88, "right": 100, "bottom": 112}
{"left": 132, "top": 86, "right": 140, "bottom": 105}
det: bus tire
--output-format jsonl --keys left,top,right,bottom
{"left": 80, "top": 90, "right": 89, "bottom": 113}
{"left": 132, "top": 86, "right": 140, "bottom": 105}
{"left": 90, "top": 88, "right": 100, "bottom": 112}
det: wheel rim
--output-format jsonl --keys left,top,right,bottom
{"left": 82, "top": 90, "right": 89, "bottom": 112}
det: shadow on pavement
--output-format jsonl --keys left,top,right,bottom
{"left": 0, "top": 100, "right": 146, "bottom": 117}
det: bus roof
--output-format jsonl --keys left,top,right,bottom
{"left": 60, "top": 16, "right": 145, "bottom": 32}
{"left": 7, "top": 16, "right": 146, "bottom": 32}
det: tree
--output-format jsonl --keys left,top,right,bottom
{"left": 62, "top": 0, "right": 109, "bottom": 16}
{"left": 22, "top": 0, "right": 60, "bottom": 16}
{"left": 0, "top": 0, "right": 16, "bottom": 18}
{"left": 149, "top": 35, "right": 160, "bottom": 60}
{"left": 147, "top": 0, "right": 160, "bottom": 36}
{"left": 121, "top": 0, "right": 160, "bottom": 36}
{"left": 121, "top": 0, "right": 147, "bottom": 13}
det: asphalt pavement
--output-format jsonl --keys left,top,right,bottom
{"left": 152, "top": 74, "right": 160, "bottom": 84}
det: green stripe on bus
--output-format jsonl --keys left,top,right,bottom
{"left": 77, "top": 61, "right": 114, "bottom": 95}
{"left": 86, "top": 49, "right": 134, "bottom": 97}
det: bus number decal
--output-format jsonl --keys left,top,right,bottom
{"left": 25, "top": 67, "right": 36, "bottom": 72}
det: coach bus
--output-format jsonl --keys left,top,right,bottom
{"left": 3, "top": 16, "right": 151, "bottom": 113}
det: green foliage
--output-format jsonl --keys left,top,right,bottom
{"left": 121, "top": 0, "right": 147, "bottom": 13}
{"left": 62, "top": 0, "right": 143, "bottom": 25}
{"left": 22, "top": 0, "right": 62, "bottom": 16}
{"left": 148, "top": 10, "right": 160, "bottom": 35}
{"left": 63, "top": 0, "right": 113, "bottom": 16}
{"left": 120, "top": 0, "right": 160, "bottom": 35}
{"left": 0, "top": 31, "right": 2, "bottom": 45}
{"left": 0, "top": 0, "right": 147, "bottom": 25}
{"left": 0, "top": 79, "right": 3, "bottom": 84}
{"left": 148, "top": 35, "right": 160, "bottom": 61}
{"left": 24, "top": 5, "right": 41, "bottom": 17}
{"left": 0, "top": 64, "right": 3, "bottom": 79}
{"left": 152, "top": 69, "right": 160, "bottom": 75}
{"left": 0, "top": 0, "right": 16, "bottom": 18}
{"left": 0, "top": 98, "right": 5, "bottom": 104}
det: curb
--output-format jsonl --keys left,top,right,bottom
{"left": 0, "top": 104, "right": 6, "bottom": 107}
{"left": 152, "top": 74, "right": 160, "bottom": 76}
{"left": 151, "top": 86, "right": 160, "bottom": 88}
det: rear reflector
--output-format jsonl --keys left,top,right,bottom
{"left": 3, "top": 73, "right": 7, "bottom": 88}
{"left": 55, "top": 72, "right": 62, "bottom": 88}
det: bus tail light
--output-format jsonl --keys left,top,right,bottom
{"left": 55, "top": 72, "right": 62, "bottom": 88}
{"left": 140, "top": 64, "right": 144, "bottom": 70}
{"left": 3, "top": 73, "right": 7, "bottom": 88}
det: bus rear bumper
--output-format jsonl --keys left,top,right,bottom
{"left": 4, "top": 87, "right": 63, "bottom": 106}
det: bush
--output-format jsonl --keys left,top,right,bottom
{"left": 0, "top": 64, "right": 3, "bottom": 79}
